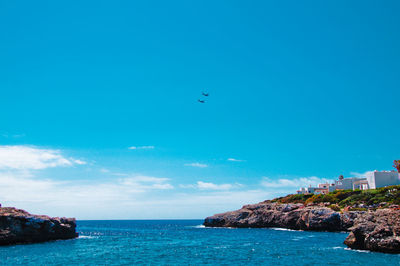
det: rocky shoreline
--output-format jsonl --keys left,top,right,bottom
{"left": 204, "top": 202, "right": 400, "bottom": 253}
{"left": 0, "top": 207, "right": 78, "bottom": 245}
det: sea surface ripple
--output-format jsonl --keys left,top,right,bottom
{"left": 1, "top": 220, "right": 399, "bottom": 265}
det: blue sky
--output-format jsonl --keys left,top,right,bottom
{"left": 0, "top": 1, "right": 399, "bottom": 219}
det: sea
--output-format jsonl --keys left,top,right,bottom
{"left": 0, "top": 220, "right": 399, "bottom": 265}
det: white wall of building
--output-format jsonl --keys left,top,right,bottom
{"left": 366, "top": 171, "right": 400, "bottom": 189}
{"left": 335, "top": 177, "right": 366, "bottom": 190}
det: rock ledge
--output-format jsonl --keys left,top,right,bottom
{"left": 204, "top": 202, "right": 400, "bottom": 253}
{"left": 0, "top": 207, "right": 78, "bottom": 245}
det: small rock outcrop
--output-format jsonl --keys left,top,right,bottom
{"left": 0, "top": 207, "right": 78, "bottom": 245}
{"left": 344, "top": 209, "right": 400, "bottom": 253}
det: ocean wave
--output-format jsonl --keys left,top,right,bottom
{"left": 344, "top": 248, "right": 371, "bottom": 253}
{"left": 270, "top": 227, "right": 298, "bottom": 232}
{"left": 191, "top": 225, "right": 206, "bottom": 228}
{"left": 188, "top": 225, "right": 237, "bottom": 229}
{"left": 78, "top": 235, "right": 97, "bottom": 239}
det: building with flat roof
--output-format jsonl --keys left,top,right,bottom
{"left": 353, "top": 179, "right": 369, "bottom": 190}
{"left": 366, "top": 170, "right": 400, "bottom": 189}
{"left": 334, "top": 176, "right": 366, "bottom": 190}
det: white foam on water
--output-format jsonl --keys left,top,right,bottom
{"left": 191, "top": 224, "right": 206, "bottom": 228}
{"left": 270, "top": 227, "right": 298, "bottom": 232}
{"left": 344, "top": 248, "right": 371, "bottom": 253}
{"left": 78, "top": 235, "right": 97, "bottom": 239}
{"left": 213, "top": 245, "right": 230, "bottom": 249}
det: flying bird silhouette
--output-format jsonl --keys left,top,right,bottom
{"left": 198, "top": 99, "right": 205, "bottom": 103}
{"left": 202, "top": 92, "right": 209, "bottom": 97}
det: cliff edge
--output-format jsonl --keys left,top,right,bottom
{"left": 204, "top": 202, "right": 400, "bottom": 253}
{"left": 0, "top": 207, "right": 78, "bottom": 245}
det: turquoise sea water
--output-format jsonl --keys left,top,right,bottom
{"left": 1, "top": 220, "right": 399, "bottom": 265}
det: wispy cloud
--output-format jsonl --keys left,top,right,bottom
{"left": 261, "top": 176, "right": 333, "bottom": 189}
{"left": 1, "top": 132, "right": 25, "bottom": 138}
{"left": 100, "top": 168, "right": 110, "bottom": 173}
{"left": 0, "top": 171, "right": 277, "bottom": 219}
{"left": 180, "top": 181, "right": 241, "bottom": 191}
{"left": 197, "top": 181, "right": 236, "bottom": 190}
{"left": 350, "top": 171, "right": 373, "bottom": 178}
{"left": 184, "top": 163, "right": 208, "bottom": 168}
{"left": 72, "top": 159, "right": 86, "bottom": 165}
{"left": 0, "top": 145, "right": 85, "bottom": 170}
{"left": 0, "top": 171, "right": 174, "bottom": 216}
{"left": 128, "top": 146, "right": 155, "bottom": 150}
{"left": 0, "top": 145, "right": 290, "bottom": 219}
{"left": 119, "top": 175, "right": 174, "bottom": 191}
{"left": 227, "top": 158, "right": 245, "bottom": 162}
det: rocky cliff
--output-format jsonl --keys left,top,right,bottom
{"left": 204, "top": 202, "right": 400, "bottom": 253}
{"left": 204, "top": 202, "right": 357, "bottom": 231}
{"left": 0, "top": 207, "right": 78, "bottom": 245}
{"left": 344, "top": 209, "right": 400, "bottom": 253}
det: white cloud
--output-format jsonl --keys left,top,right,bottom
{"left": 261, "top": 176, "right": 333, "bottom": 189}
{"left": 197, "top": 181, "right": 234, "bottom": 190}
{"left": 0, "top": 169, "right": 293, "bottom": 219}
{"left": 0, "top": 172, "right": 175, "bottom": 217}
{"left": 0, "top": 171, "right": 273, "bottom": 219}
{"left": 72, "top": 159, "right": 86, "bottom": 165}
{"left": 0, "top": 145, "right": 286, "bottom": 219}
{"left": 180, "top": 181, "right": 242, "bottom": 191}
{"left": 119, "top": 175, "right": 174, "bottom": 191}
{"left": 227, "top": 158, "right": 245, "bottom": 162}
{"left": 128, "top": 146, "right": 155, "bottom": 150}
{"left": 184, "top": 162, "right": 208, "bottom": 168}
{"left": 1, "top": 132, "right": 25, "bottom": 138}
{"left": 350, "top": 171, "right": 373, "bottom": 178}
{"left": 0, "top": 145, "right": 85, "bottom": 170}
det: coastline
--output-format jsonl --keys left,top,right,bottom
{"left": 204, "top": 202, "right": 400, "bottom": 253}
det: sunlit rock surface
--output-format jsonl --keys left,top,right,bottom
{"left": 0, "top": 207, "right": 78, "bottom": 245}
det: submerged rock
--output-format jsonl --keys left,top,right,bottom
{"left": 0, "top": 207, "right": 78, "bottom": 245}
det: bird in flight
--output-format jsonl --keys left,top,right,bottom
{"left": 198, "top": 99, "right": 205, "bottom": 103}
{"left": 202, "top": 92, "right": 209, "bottom": 97}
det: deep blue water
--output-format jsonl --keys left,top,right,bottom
{"left": 1, "top": 220, "right": 399, "bottom": 265}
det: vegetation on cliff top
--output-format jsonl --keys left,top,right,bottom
{"left": 270, "top": 185, "right": 400, "bottom": 208}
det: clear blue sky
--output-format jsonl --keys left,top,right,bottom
{"left": 0, "top": 0, "right": 399, "bottom": 219}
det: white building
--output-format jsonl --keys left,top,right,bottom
{"left": 296, "top": 187, "right": 307, "bottom": 194}
{"left": 353, "top": 179, "right": 369, "bottom": 190}
{"left": 296, "top": 183, "right": 334, "bottom": 195}
{"left": 366, "top": 170, "right": 400, "bottom": 189}
{"left": 334, "top": 176, "right": 366, "bottom": 190}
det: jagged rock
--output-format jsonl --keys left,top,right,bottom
{"left": 0, "top": 207, "right": 78, "bottom": 245}
{"left": 204, "top": 202, "right": 355, "bottom": 231}
{"left": 204, "top": 202, "right": 400, "bottom": 253}
{"left": 344, "top": 209, "right": 400, "bottom": 253}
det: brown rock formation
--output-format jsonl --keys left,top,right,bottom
{"left": 204, "top": 202, "right": 353, "bottom": 231}
{"left": 204, "top": 201, "right": 400, "bottom": 253}
{"left": 344, "top": 209, "right": 400, "bottom": 253}
{"left": 0, "top": 207, "right": 78, "bottom": 245}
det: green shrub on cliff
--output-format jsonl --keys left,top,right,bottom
{"left": 271, "top": 193, "right": 313, "bottom": 204}
{"left": 274, "top": 185, "right": 400, "bottom": 207}
{"left": 328, "top": 204, "right": 341, "bottom": 211}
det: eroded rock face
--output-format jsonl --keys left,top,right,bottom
{"left": 0, "top": 207, "right": 78, "bottom": 245}
{"left": 204, "top": 202, "right": 400, "bottom": 253}
{"left": 204, "top": 202, "right": 354, "bottom": 231}
{"left": 344, "top": 209, "right": 400, "bottom": 253}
